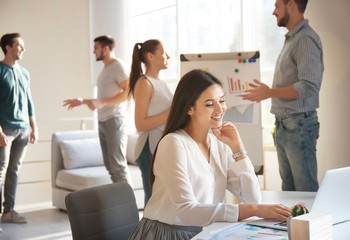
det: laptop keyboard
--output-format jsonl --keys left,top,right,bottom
{"left": 274, "top": 221, "right": 287, "bottom": 227}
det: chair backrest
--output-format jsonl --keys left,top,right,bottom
{"left": 65, "top": 182, "right": 139, "bottom": 240}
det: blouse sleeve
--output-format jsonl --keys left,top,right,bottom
{"left": 226, "top": 154, "right": 262, "bottom": 204}
{"left": 153, "top": 134, "right": 239, "bottom": 226}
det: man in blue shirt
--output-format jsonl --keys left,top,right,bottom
{"left": 0, "top": 33, "right": 39, "bottom": 225}
{"left": 241, "top": 0, "right": 324, "bottom": 191}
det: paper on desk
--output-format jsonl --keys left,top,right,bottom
{"left": 192, "top": 223, "right": 243, "bottom": 240}
{"left": 208, "top": 223, "right": 288, "bottom": 240}
{"left": 209, "top": 222, "right": 244, "bottom": 235}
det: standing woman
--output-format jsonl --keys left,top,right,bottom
{"left": 129, "top": 69, "right": 291, "bottom": 239}
{"left": 128, "top": 39, "right": 173, "bottom": 206}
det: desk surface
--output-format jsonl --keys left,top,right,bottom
{"left": 192, "top": 190, "right": 350, "bottom": 240}
{"left": 260, "top": 190, "right": 316, "bottom": 206}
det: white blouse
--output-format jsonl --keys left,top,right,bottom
{"left": 143, "top": 129, "right": 262, "bottom": 226}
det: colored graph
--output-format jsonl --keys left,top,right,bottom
{"left": 228, "top": 77, "right": 250, "bottom": 93}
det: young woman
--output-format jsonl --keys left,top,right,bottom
{"left": 129, "top": 69, "right": 291, "bottom": 239}
{"left": 128, "top": 39, "right": 173, "bottom": 206}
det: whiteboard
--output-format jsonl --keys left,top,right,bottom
{"left": 180, "top": 52, "right": 263, "bottom": 173}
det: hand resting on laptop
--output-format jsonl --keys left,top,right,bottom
{"left": 239, "top": 204, "right": 291, "bottom": 221}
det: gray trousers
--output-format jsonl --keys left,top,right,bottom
{"left": 0, "top": 128, "right": 30, "bottom": 211}
{"left": 98, "top": 117, "right": 132, "bottom": 184}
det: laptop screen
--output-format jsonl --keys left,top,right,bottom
{"left": 311, "top": 166, "right": 350, "bottom": 224}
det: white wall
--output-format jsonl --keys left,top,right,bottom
{"left": 0, "top": 0, "right": 93, "bottom": 138}
{"left": 306, "top": 0, "right": 350, "bottom": 179}
{"left": 0, "top": 0, "right": 93, "bottom": 204}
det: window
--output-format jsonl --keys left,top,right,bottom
{"left": 129, "top": 0, "right": 177, "bottom": 81}
{"left": 180, "top": 0, "right": 241, "bottom": 54}
{"left": 128, "top": 0, "right": 286, "bottom": 143}
{"left": 253, "top": 0, "right": 286, "bottom": 143}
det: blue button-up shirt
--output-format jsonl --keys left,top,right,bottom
{"left": 271, "top": 19, "right": 324, "bottom": 117}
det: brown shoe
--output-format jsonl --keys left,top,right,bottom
{"left": 1, "top": 210, "right": 27, "bottom": 224}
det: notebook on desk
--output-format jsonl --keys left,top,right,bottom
{"left": 247, "top": 166, "right": 350, "bottom": 231}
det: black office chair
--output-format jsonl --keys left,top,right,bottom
{"left": 65, "top": 182, "right": 139, "bottom": 240}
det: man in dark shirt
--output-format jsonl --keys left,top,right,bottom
{"left": 0, "top": 33, "right": 39, "bottom": 225}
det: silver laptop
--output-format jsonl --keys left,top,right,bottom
{"left": 247, "top": 166, "right": 350, "bottom": 230}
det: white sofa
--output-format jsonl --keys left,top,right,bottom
{"left": 51, "top": 130, "right": 144, "bottom": 210}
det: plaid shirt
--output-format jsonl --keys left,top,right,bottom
{"left": 271, "top": 19, "right": 324, "bottom": 117}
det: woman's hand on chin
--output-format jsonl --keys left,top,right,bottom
{"left": 212, "top": 121, "right": 245, "bottom": 154}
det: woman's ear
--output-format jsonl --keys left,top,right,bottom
{"left": 187, "top": 106, "right": 194, "bottom": 116}
{"left": 145, "top": 52, "right": 154, "bottom": 62}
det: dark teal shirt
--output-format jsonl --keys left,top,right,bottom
{"left": 0, "top": 61, "right": 34, "bottom": 129}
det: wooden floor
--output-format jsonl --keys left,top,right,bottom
{"left": 0, "top": 202, "right": 72, "bottom": 240}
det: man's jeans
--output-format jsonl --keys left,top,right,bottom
{"left": 275, "top": 111, "right": 319, "bottom": 192}
{"left": 0, "top": 128, "right": 30, "bottom": 211}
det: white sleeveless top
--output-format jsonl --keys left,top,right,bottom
{"left": 134, "top": 75, "right": 173, "bottom": 159}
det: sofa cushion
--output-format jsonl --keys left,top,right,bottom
{"left": 56, "top": 165, "right": 143, "bottom": 191}
{"left": 56, "top": 166, "right": 111, "bottom": 191}
{"left": 60, "top": 138, "right": 103, "bottom": 169}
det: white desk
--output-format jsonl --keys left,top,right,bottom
{"left": 192, "top": 190, "right": 350, "bottom": 240}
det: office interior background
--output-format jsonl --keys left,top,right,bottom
{"left": 0, "top": 0, "right": 349, "bottom": 205}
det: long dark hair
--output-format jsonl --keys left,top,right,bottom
{"left": 128, "top": 39, "right": 162, "bottom": 98}
{"left": 150, "top": 69, "right": 223, "bottom": 186}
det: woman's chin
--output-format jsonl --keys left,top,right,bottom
{"left": 211, "top": 121, "right": 223, "bottom": 129}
